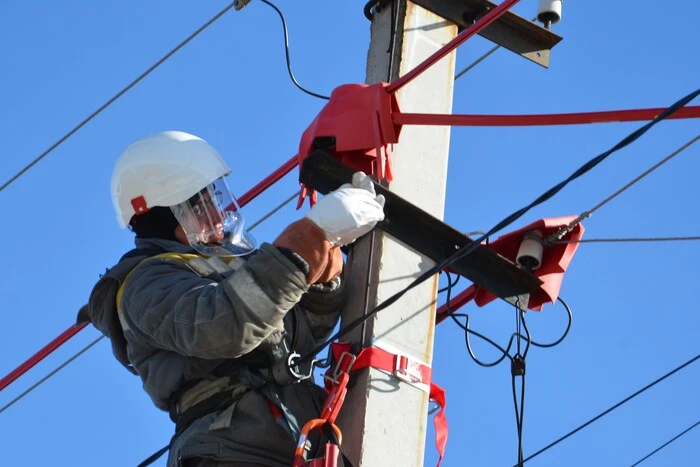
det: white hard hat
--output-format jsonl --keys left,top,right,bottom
{"left": 111, "top": 130, "right": 231, "bottom": 228}
{"left": 111, "top": 130, "right": 256, "bottom": 256}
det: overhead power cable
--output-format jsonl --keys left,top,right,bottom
{"left": 518, "top": 352, "right": 700, "bottom": 465}
{"left": 548, "top": 133, "right": 700, "bottom": 243}
{"left": 299, "top": 87, "right": 700, "bottom": 365}
{"left": 630, "top": 419, "right": 700, "bottom": 466}
{"left": 454, "top": 45, "right": 500, "bottom": 80}
{"left": 259, "top": 0, "right": 330, "bottom": 100}
{"left": 0, "top": 2, "right": 238, "bottom": 194}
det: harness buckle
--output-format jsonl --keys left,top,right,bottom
{"left": 325, "top": 352, "right": 356, "bottom": 386}
{"left": 393, "top": 353, "right": 424, "bottom": 385}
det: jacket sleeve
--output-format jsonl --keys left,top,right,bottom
{"left": 298, "top": 273, "right": 347, "bottom": 343}
{"left": 119, "top": 243, "right": 309, "bottom": 360}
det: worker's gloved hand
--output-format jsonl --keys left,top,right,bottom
{"left": 273, "top": 218, "right": 334, "bottom": 285}
{"left": 305, "top": 172, "right": 385, "bottom": 246}
{"left": 316, "top": 246, "right": 343, "bottom": 284}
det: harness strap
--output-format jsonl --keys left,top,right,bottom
{"left": 327, "top": 341, "right": 448, "bottom": 467}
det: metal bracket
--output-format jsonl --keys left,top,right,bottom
{"left": 299, "top": 150, "right": 542, "bottom": 298}
{"left": 412, "top": 0, "right": 563, "bottom": 68}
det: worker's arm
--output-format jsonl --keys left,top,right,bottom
{"left": 119, "top": 242, "right": 309, "bottom": 360}
{"left": 299, "top": 272, "right": 346, "bottom": 343}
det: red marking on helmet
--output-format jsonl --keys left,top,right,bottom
{"left": 131, "top": 196, "right": 149, "bottom": 215}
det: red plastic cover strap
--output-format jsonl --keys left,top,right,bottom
{"left": 328, "top": 342, "right": 447, "bottom": 465}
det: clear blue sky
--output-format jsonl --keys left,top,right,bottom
{"left": 1, "top": 1, "right": 698, "bottom": 466}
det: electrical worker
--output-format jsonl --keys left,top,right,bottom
{"left": 78, "top": 130, "right": 385, "bottom": 467}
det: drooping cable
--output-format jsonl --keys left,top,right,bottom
{"left": 442, "top": 273, "right": 544, "bottom": 466}
{"left": 442, "top": 273, "right": 514, "bottom": 367}
{"left": 0, "top": 2, "right": 238, "bottom": 194}
{"left": 630, "top": 419, "right": 700, "bottom": 466}
{"left": 299, "top": 88, "right": 700, "bottom": 365}
{"left": 259, "top": 0, "right": 330, "bottom": 100}
{"left": 517, "top": 353, "right": 700, "bottom": 465}
{"left": 526, "top": 297, "right": 572, "bottom": 348}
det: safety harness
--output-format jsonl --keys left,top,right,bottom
{"left": 117, "top": 250, "right": 448, "bottom": 467}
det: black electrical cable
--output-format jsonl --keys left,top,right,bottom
{"left": 444, "top": 273, "right": 514, "bottom": 367}
{"left": 259, "top": 0, "right": 330, "bottom": 100}
{"left": 0, "top": 2, "right": 239, "bottom": 194}
{"left": 512, "top": 369, "right": 526, "bottom": 466}
{"left": 630, "top": 419, "right": 700, "bottom": 466}
{"left": 512, "top": 299, "right": 528, "bottom": 466}
{"left": 516, "top": 352, "right": 700, "bottom": 466}
{"left": 526, "top": 297, "right": 572, "bottom": 348}
{"left": 386, "top": 0, "right": 400, "bottom": 82}
{"left": 438, "top": 271, "right": 460, "bottom": 294}
{"left": 298, "top": 87, "right": 700, "bottom": 366}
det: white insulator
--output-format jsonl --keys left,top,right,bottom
{"left": 517, "top": 231, "right": 544, "bottom": 271}
{"left": 537, "top": 0, "right": 563, "bottom": 26}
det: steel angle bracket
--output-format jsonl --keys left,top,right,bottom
{"left": 300, "top": 151, "right": 542, "bottom": 298}
{"left": 412, "top": 0, "right": 562, "bottom": 68}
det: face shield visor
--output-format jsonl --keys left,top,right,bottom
{"left": 170, "top": 177, "right": 257, "bottom": 257}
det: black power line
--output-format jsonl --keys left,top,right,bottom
{"left": 0, "top": 3, "right": 238, "bottom": 193}
{"left": 517, "top": 352, "right": 700, "bottom": 465}
{"left": 630, "top": 419, "right": 700, "bottom": 466}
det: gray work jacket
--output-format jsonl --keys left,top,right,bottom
{"left": 82, "top": 237, "right": 346, "bottom": 466}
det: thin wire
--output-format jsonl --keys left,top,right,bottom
{"left": 556, "top": 236, "right": 700, "bottom": 244}
{"left": 518, "top": 352, "right": 700, "bottom": 465}
{"left": 246, "top": 191, "right": 299, "bottom": 232}
{"left": 0, "top": 336, "right": 104, "bottom": 415}
{"left": 455, "top": 44, "right": 500, "bottom": 80}
{"left": 588, "top": 134, "right": 700, "bottom": 215}
{"left": 0, "top": 2, "right": 238, "bottom": 194}
{"left": 512, "top": 371, "right": 526, "bottom": 466}
{"left": 454, "top": 18, "right": 536, "bottom": 81}
{"left": 548, "top": 133, "right": 700, "bottom": 243}
{"left": 386, "top": 0, "right": 400, "bottom": 82}
{"left": 259, "top": 0, "right": 330, "bottom": 100}
{"left": 630, "top": 419, "right": 700, "bottom": 466}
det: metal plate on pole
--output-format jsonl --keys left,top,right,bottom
{"left": 411, "top": 0, "right": 563, "bottom": 68}
{"left": 300, "top": 151, "right": 542, "bottom": 298}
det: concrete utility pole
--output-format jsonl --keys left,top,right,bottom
{"left": 337, "top": 2, "right": 457, "bottom": 465}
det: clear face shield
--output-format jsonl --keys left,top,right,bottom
{"left": 170, "top": 177, "right": 257, "bottom": 257}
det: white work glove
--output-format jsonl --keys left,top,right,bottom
{"left": 305, "top": 172, "right": 386, "bottom": 245}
